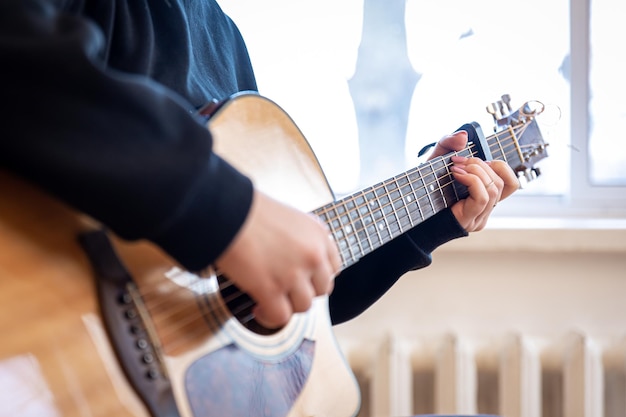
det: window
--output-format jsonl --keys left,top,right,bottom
{"left": 589, "top": 0, "right": 626, "bottom": 186}
{"left": 218, "top": 0, "right": 626, "bottom": 220}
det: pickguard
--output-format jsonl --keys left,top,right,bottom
{"left": 186, "top": 340, "right": 314, "bottom": 417}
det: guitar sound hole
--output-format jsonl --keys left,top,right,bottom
{"left": 217, "top": 275, "right": 280, "bottom": 336}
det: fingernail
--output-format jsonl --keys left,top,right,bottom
{"left": 451, "top": 166, "right": 467, "bottom": 174}
{"left": 451, "top": 155, "right": 468, "bottom": 163}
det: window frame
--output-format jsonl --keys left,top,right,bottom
{"left": 218, "top": 0, "right": 626, "bottom": 222}
{"left": 479, "top": 0, "right": 626, "bottom": 221}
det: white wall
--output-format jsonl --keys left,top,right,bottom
{"left": 334, "top": 223, "right": 626, "bottom": 342}
{"left": 332, "top": 223, "right": 626, "bottom": 416}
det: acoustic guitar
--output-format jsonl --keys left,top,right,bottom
{"left": 0, "top": 92, "right": 547, "bottom": 417}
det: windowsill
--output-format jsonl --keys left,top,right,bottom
{"left": 439, "top": 216, "right": 626, "bottom": 253}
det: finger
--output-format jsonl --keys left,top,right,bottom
{"left": 310, "top": 256, "right": 334, "bottom": 297}
{"left": 312, "top": 215, "right": 342, "bottom": 293}
{"left": 253, "top": 294, "right": 292, "bottom": 329}
{"left": 428, "top": 130, "right": 468, "bottom": 159}
{"left": 466, "top": 162, "right": 502, "bottom": 198}
{"left": 306, "top": 236, "right": 339, "bottom": 297}
{"left": 451, "top": 162, "right": 499, "bottom": 231}
{"left": 326, "top": 279, "right": 335, "bottom": 295}
{"left": 451, "top": 165, "right": 490, "bottom": 217}
{"left": 486, "top": 159, "right": 520, "bottom": 200}
{"left": 454, "top": 157, "right": 503, "bottom": 198}
{"left": 288, "top": 279, "right": 316, "bottom": 313}
{"left": 468, "top": 167, "right": 502, "bottom": 221}
{"left": 327, "top": 235, "right": 342, "bottom": 279}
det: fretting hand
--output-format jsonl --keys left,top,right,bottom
{"left": 428, "top": 130, "right": 520, "bottom": 231}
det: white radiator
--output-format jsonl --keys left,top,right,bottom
{"left": 341, "top": 331, "right": 626, "bottom": 417}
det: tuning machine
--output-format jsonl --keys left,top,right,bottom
{"left": 486, "top": 94, "right": 515, "bottom": 129}
{"left": 486, "top": 94, "right": 549, "bottom": 187}
{"left": 517, "top": 167, "right": 542, "bottom": 188}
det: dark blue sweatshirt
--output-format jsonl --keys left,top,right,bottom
{"left": 0, "top": 0, "right": 467, "bottom": 324}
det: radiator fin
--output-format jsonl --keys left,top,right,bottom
{"left": 340, "top": 331, "right": 626, "bottom": 417}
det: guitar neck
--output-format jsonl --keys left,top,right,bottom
{"left": 314, "top": 123, "right": 527, "bottom": 269}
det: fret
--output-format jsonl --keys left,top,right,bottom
{"left": 458, "top": 147, "right": 475, "bottom": 159}
{"left": 487, "top": 127, "right": 521, "bottom": 167}
{"left": 344, "top": 197, "right": 364, "bottom": 263}
{"left": 395, "top": 172, "right": 415, "bottom": 231}
{"left": 374, "top": 183, "right": 393, "bottom": 244}
{"left": 318, "top": 142, "right": 505, "bottom": 267}
{"left": 507, "top": 125, "right": 525, "bottom": 164}
{"left": 490, "top": 131, "right": 508, "bottom": 162}
{"left": 321, "top": 199, "right": 357, "bottom": 267}
{"left": 417, "top": 165, "right": 437, "bottom": 218}
{"left": 318, "top": 153, "right": 459, "bottom": 267}
{"left": 364, "top": 188, "right": 385, "bottom": 248}
{"left": 384, "top": 178, "right": 404, "bottom": 238}
{"left": 408, "top": 167, "right": 430, "bottom": 219}
{"left": 439, "top": 158, "right": 459, "bottom": 206}
{"left": 329, "top": 204, "right": 352, "bottom": 266}
{"left": 317, "top": 205, "right": 346, "bottom": 265}
{"left": 390, "top": 176, "right": 406, "bottom": 234}
{"left": 308, "top": 110, "right": 545, "bottom": 274}
{"left": 316, "top": 123, "right": 527, "bottom": 268}
{"left": 449, "top": 148, "right": 474, "bottom": 201}
{"left": 406, "top": 167, "right": 426, "bottom": 224}
{"left": 497, "top": 125, "right": 524, "bottom": 170}
{"left": 430, "top": 158, "right": 448, "bottom": 209}
{"left": 355, "top": 190, "right": 374, "bottom": 256}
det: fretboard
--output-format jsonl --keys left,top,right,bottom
{"left": 313, "top": 123, "right": 527, "bottom": 269}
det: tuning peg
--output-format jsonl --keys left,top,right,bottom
{"left": 486, "top": 102, "right": 498, "bottom": 117}
{"left": 501, "top": 94, "right": 512, "bottom": 113}
{"left": 517, "top": 167, "right": 542, "bottom": 187}
{"left": 486, "top": 94, "right": 514, "bottom": 127}
{"left": 486, "top": 102, "right": 502, "bottom": 123}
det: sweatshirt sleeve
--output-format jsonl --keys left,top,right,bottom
{"left": 329, "top": 207, "right": 467, "bottom": 325}
{"left": 0, "top": 0, "right": 253, "bottom": 271}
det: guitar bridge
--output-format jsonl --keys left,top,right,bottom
{"left": 79, "top": 230, "right": 180, "bottom": 417}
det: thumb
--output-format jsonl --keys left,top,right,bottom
{"left": 428, "top": 130, "right": 468, "bottom": 160}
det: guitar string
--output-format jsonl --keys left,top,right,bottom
{"left": 142, "top": 154, "right": 477, "bottom": 343}
{"left": 138, "top": 274, "right": 259, "bottom": 352}
{"left": 134, "top": 123, "right": 535, "bottom": 336}
{"left": 316, "top": 154, "right": 467, "bottom": 265}
{"left": 138, "top": 269, "right": 256, "bottom": 323}
{"left": 144, "top": 154, "right": 491, "bottom": 345}
{"left": 139, "top": 128, "right": 527, "bottom": 338}
{"left": 327, "top": 164, "right": 461, "bottom": 265}
{"left": 130, "top": 304, "right": 203, "bottom": 354}
{"left": 137, "top": 276, "right": 216, "bottom": 344}
{"left": 317, "top": 126, "right": 526, "bottom": 264}
{"left": 137, "top": 126, "right": 526, "bottom": 335}
{"left": 145, "top": 157, "right": 517, "bottom": 340}
{"left": 138, "top": 122, "right": 510, "bottom": 306}
{"left": 149, "top": 162, "right": 504, "bottom": 339}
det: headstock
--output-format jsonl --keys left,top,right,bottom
{"left": 487, "top": 94, "right": 549, "bottom": 185}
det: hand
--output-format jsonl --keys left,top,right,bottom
{"left": 429, "top": 131, "right": 520, "bottom": 231}
{"left": 214, "top": 190, "right": 341, "bottom": 328}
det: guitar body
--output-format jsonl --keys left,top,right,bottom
{"left": 1, "top": 92, "right": 547, "bottom": 417}
{"left": 0, "top": 93, "right": 360, "bottom": 417}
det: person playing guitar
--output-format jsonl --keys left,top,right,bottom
{"left": 0, "top": 1, "right": 531, "bottom": 416}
